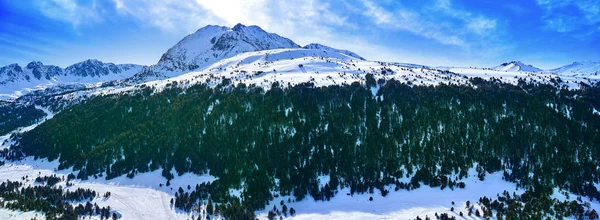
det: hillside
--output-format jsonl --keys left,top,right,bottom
{"left": 11, "top": 80, "right": 600, "bottom": 219}
{"left": 551, "top": 61, "right": 600, "bottom": 77}
{"left": 2, "top": 23, "right": 600, "bottom": 220}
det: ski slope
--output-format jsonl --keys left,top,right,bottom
{"left": 0, "top": 157, "right": 218, "bottom": 220}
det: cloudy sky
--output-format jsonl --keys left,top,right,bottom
{"left": 1, "top": 0, "right": 599, "bottom": 69}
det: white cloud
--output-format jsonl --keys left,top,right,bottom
{"left": 109, "top": 0, "right": 350, "bottom": 41}
{"left": 110, "top": 0, "right": 222, "bottom": 34}
{"left": 361, "top": 0, "right": 393, "bottom": 25}
{"left": 359, "top": 0, "right": 500, "bottom": 49}
{"left": 36, "top": 0, "right": 103, "bottom": 27}
{"left": 537, "top": 0, "right": 600, "bottom": 33}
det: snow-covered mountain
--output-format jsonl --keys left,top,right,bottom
{"left": 302, "top": 43, "right": 366, "bottom": 60}
{"left": 129, "top": 24, "right": 371, "bottom": 83}
{"left": 24, "top": 61, "right": 63, "bottom": 81}
{"left": 493, "top": 61, "right": 543, "bottom": 72}
{"left": 155, "top": 24, "right": 299, "bottom": 72}
{"left": 551, "top": 61, "right": 600, "bottom": 77}
{"left": 0, "top": 60, "right": 146, "bottom": 100}
{"left": 63, "top": 59, "right": 143, "bottom": 78}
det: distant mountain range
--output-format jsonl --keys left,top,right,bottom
{"left": 491, "top": 60, "right": 600, "bottom": 76}
{"left": 0, "top": 59, "right": 145, "bottom": 84}
{"left": 0, "top": 59, "right": 145, "bottom": 99}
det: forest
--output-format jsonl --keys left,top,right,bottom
{"left": 0, "top": 103, "right": 45, "bottom": 136}
{"left": 9, "top": 76, "right": 600, "bottom": 218}
{"left": 0, "top": 179, "right": 117, "bottom": 220}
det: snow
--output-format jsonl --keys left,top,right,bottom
{"left": 0, "top": 157, "right": 217, "bottom": 220}
{"left": 317, "top": 175, "right": 331, "bottom": 188}
{"left": 552, "top": 188, "right": 600, "bottom": 215}
{"left": 303, "top": 43, "right": 366, "bottom": 60}
{"left": 256, "top": 169, "right": 520, "bottom": 220}
{"left": 0, "top": 158, "right": 526, "bottom": 220}
{"left": 493, "top": 61, "right": 543, "bottom": 72}
{"left": 0, "top": 209, "right": 41, "bottom": 220}
{"left": 551, "top": 61, "right": 600, "bottom": 77}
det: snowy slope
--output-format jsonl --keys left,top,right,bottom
{"left": 550, "top": 61, "right": 600, "bottom": 77}
{"left": 493, "top": 61, "right": 543, "bottom": 72}
{"left": 303, "top": 43, "right": 365, "bottom": 60}
{"left": 47, "top": 47, "right": 595, "bottom": 106}
{"left": 125, "top": 48, "right": 599, "bottom": 96}
{"left": 126, "top": 48, "right": 465, "bottom": 94}
{"left": 2, "top": 157, "right": 598, "bottom": 220}
{"left": 256, "top": 168, "right": 519, "bottom": 220}
{"left": 0, "top": 158, "right": 217, "bottom": 220}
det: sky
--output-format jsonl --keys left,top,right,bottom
{"left": 0, "top": 0, "right": 599, "bottom": 69}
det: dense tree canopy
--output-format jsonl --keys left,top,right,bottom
{"left": 12, "top": 79, "right": 600, "bottom": 215}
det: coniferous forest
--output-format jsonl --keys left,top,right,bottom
{"left": 0, "top": 103, "right": 45, "bottom": 135}
{"left": 8, "top": 77, "right": 600, "bottom": 218}
{"left": 0, "top": 179, "right": 117, "bottom": 220}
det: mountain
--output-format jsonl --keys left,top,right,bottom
{"left": 129, "top": 24, "right": 374, "bottom": 83}
{"left": 550, "top": 61, "right": 600, "bottom": 77}
{"left": 155, "top": 24, "right": 299, "bottom": 72}
{"left": 63, "top": 59, "right": 144, "bottom": 78}
{"left": 0, "top": 60, "right": 146, "bottom": 99}
{"left": 25, "top": 61, "right": 63, "bottom": 80}
{"left": 302, "top": 43, "right": 365, "bottom": 60}
{"left": 493, "top": 61, "right": 543, "bottom": 72}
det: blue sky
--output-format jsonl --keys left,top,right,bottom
{"left": 1, "top": 0, "right": 599, "bottom": 69}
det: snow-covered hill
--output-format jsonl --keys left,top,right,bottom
{"left": 493, "top": 61, "right": 543, "bottom": 72}
{"left": 551, "top": 61, "right": 600, "bottom": 77}
{"left": 52, "top": 47, "right": 595, "bottom": 106}
{"left": 0, "top": 60, "right": 146, "bottom": 100}
{"left": 302, "top": 43, "right": 366, "bottom": 60}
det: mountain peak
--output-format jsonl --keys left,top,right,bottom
{"left": 232, "top": 23, "right": 246, "bottom": 31}
{"left": 26, "top": 61, "right": 44, "bottom": 68}
{"left": 152, "top": 24, "right": 300, "bottom": 73}
{"left": 494, "top": 61, "right": 542, "bottom": 72}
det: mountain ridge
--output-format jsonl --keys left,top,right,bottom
{"left": 0, "top": 59, "right": 146, "bottom": 99}
{"left": 550, "top": 61, "right": 600, "bottom": 77}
